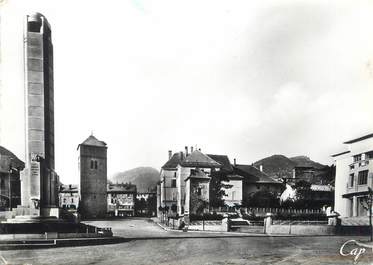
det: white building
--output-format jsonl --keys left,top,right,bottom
{"left": 333, "top": 133, "right": 373, "bottom": 218}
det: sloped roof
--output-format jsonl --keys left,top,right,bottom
{"left": 233, "top": 164, "right": 282, "bottom": 184}
{"left": 344, "top": 133, "right": 373, "bottom": 144}
{"left": 107, "top": 183, "right": 137, "bottom": 193}
{"left": 162, "top": 153, "right": 183, "bottom": 170}
{"left": 185, "top": 169, "right": 210, "bottom": 181}
{"left": 78, "top": 135, "right": 107, "bottom": 149}
{"left": 180, "top": 150, "right": 221, "bottom": 168}
{"left": 310, "top": 184, "right": 334, "bottom": 192}
{"left": 207, "top": 154, "right": 233, "bottom": 172}
{"left": 0, "top": 146, "right": 25, "bottom": 173}
{"left": 59, "top": 184, "right": 78, "bottom": 193}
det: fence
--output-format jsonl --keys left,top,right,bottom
{"left": 211, "top": 207, "right": 322, "bottom": 215}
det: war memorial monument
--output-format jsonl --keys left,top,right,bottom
{"left": 0, "top": 13, "right": 112, "bottom": 244}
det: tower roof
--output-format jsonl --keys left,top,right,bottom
{"left": 78, "top": 135, "right": 107, "bottom": 149}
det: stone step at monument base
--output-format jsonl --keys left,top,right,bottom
{"left": 5, "top": 215, "right": 59, "bottom": 224}
{"left": 12, "top": 206, "right": 39, "bottom": 217}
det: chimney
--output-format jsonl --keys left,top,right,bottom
{"left": 190, "top": 146, "right": 194, "bottom": 153}
{"left": 233, "top": 158, "right": 236, "bottom": 166}
{"left": 185, "top": 146, "right": 189, "bottom": 156}
{"left": 259, "top": 165, "right": 263, "bottom": 172}
{"left": 168, "top": 150, "right": 172, "bottom": 160}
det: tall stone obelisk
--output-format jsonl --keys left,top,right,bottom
{"left": 20, "top": 13, "right": 59, "bottom": 217}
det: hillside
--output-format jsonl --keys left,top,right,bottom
{"left": 253, "top": 155, "right": 296, "bottom": 178}
{"left": 253, "top": 154, "right": 327, "bottom": 180}
{"left": 110, "top": 167, "right": 160, "bottom": 193}
{"left": 289, "top": 156, "right": 325, "bottom": 169}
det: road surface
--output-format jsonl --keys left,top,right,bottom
{"left": 0, "top": 218, "right": 371, "bottom": 265}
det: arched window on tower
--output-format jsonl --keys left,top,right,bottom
{"left": 94, "top": 161, "right": 98, "bottom": 169}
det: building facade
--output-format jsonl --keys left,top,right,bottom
{"left": 78, "top": 135, "right": 107, "bottom": 219}
{"left": 20, "top": 13, "right": 59, "bottom": 217}
{"left": 334, "top": 133, "right": 373, "bottom": 218}
{"left": 59, "top": 184, "right": 79, "bottom": 212}
{"left": 107, "top": 183, "right": 136, "bottom": 217}
{"left": 159, "top": 151, "right": 181, "bottom": 213}
{"left": 0, "top": 146, "right": 25, "bottom": 210}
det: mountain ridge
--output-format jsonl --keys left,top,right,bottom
{"left": 110, "top": 167, "right": 159, "bottom": 193}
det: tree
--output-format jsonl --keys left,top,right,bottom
{"left": 209, "top": 170, "right": 233, "bottom": 207}
{"left": 245, "top": 190, "right": 280, "bottom": 208}
{"left": 358, "top": 187, "right": 373, "bottom": 242}
{"left": 294, "top": 180, "right": 312, "bottom": 200}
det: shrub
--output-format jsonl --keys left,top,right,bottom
{"left": 189, "top": 213, "right": 224, "bottom": 221}
{"left": 273, "top": 212, "right": 327, "bottom": 221}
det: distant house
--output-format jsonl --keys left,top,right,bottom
{"left": 280, "top": 183, "right": 334, "bottom": 207}
{"left": 59, "top": 184, "right": 79, "bottom": 212}
{"left": 0, "top": 146, "right": 24, "bottom": 210}
{"left": 107, "top": 183, "right": 136, "bottom": 217}
{"left": 136, "top": 191, "right": 157, "bottom": 217}
{"left": 207, "top": 155, "right": 243, "bottom": 207}
{"left": 232, "top": 163, "right": 284, "bottom": 206}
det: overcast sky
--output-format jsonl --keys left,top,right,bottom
{"left": 1, "top": 0, "right": 373, "bottom": 184}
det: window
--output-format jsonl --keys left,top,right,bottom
{"left": 358, "top": 170, "right": 368, "bottom": 185}
{"left": 354, "top": 154, "right": 362, "bottom": 163}
{"left": 349, "top": 174, "right": 354, "bottom": 187}
{"left": 171, "top": 179, "right": 176, "bottom": 188}
{"left": 94, "top": 160, "right": 98, "bottom": 169}
{"left": 197, "top": 187, "right": 202, "bottom": 196}
{"left": 90, "top": 160, "right": 94, "bottom": 169}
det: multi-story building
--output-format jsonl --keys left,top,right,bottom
{"left": 78, "top": 135, "right": 107, "bottom": 219}
{"left": 334, "top": 133, "right": 373, "bottom": 218}
{"left": 107, "top": 183, "right": 136, "bottom": 217}
{"left": 176, "top": 149, "right": 221, "bottom": 215}
{"left": 159, "top": 151, "right": 182, "bottom": 212}
{"left": 232, "top": 163, "right": 284, "bottom": 206}
{"left": 59, "top": 184, "right": 79, "bottom": 213}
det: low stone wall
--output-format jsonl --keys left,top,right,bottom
{"left": 188, "top": 224, "right": 226, "bottom": 232}
{"left": 231, "top": 226, "right": 264, "bottom": 233}
{"left": 264, "top": 213, "right": 335, "bottom": 235}
{"left": 266, "top": 224, "right": 335, "bottom": 235}
{"left": 0, "top": 232, "right": 108, "bottom": 240}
